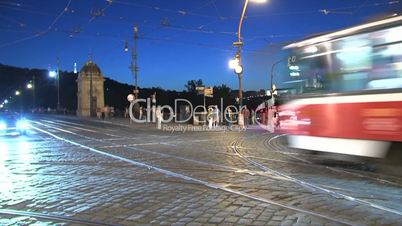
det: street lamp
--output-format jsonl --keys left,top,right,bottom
{"left": 26, "top": 76, "right": 36, "bottom": 108}
{"left": 49, "top": 64, "right": 61, "bottom": 111}
{"left": 15, "top": 90, "right": 21, "bottom": 96}
{"left": 49, "top": 70, "right": 57, "bottom": 78}
{"left": 231, "top": 0, "right": 267, "bottom": 108}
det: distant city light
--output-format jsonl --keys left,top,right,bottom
{"left": 15, "top": 90, "right": 21, "bottom": 96}
{"left": 27, "top": 83, "right": 33, "bottom": 89}
{"left": 4, "top": 99, "right": 8, "bottom": 104}
{"left": 0, "top": 104, "right": 3, "bottom": 108}
{"left": 49, "top": 70, "right": 57, "bottom": 78}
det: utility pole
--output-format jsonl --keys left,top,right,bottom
{"left": 57, "top": 58, "right": 61, "bottom": 111}
{"left": 32, "top": 74, "right": 36, "bottom": 109}
{"left": 235, "top": 45, "right": 243, "bottom": 108}
{"left": 130, "top": 24, "right": 139, "bottom": 99}
{"left": 270, "top": 59, "right": 284, "bottom": 92}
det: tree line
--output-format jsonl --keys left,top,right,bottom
{"left": 0, "top": 64, "right": 264, "bottom": 113}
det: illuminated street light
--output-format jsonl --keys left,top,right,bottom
{"left": 234, "top": 65, "right": 243, "bottom": 74}
{"left": 15, "top": 90, "right": 21, "bottom": 96}
{"left": 4, "top": 99, "right": 8, "bottom": 104}
{"left": 124, "top": 40, "right": 129, "bottom": 52}
{"left": 49, "top": 70, "right": 57, "bottom": 78}
{"left": 27, "top": 83, "right": 33, "bottom": 89}
{"left": 229, "top": 58, "right": 239, "bottom": 69}
{"left": 49, "top": 60, "right": 61, "bottom": 110}
{"left": 0, "top": 104, "right": 3, "bottom": 108}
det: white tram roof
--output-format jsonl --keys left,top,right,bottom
{"left": 284, "top": 15, "right": 402, "bottom": 49}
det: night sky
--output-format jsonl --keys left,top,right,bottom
{"left": 0, "top": 0, "right": 400, "bottom": 91}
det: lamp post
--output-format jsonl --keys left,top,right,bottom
{"left": 231, "top": 0, "right": 267, "bottom": 108}
{"left": 270, "top": 58, "right": 288, "bottom": 92}
{"left": 26, "top": 75, "right": 35, "bottom": 109}
{"left": 49, "top": 61, "right": 60, "bottom": 111}
{"left": 57, "top": 59, "right": 60, "bottom": 111}
{"left": 125, "top": 24, "right": 139, "bottom": 99}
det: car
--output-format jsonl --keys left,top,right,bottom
{"left": 0, "top": 112, "right": 30, "bottom": 135}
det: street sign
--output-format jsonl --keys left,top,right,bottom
{"left": 127, "top": 94, "right": 134, "bottom": 102}
{"left": 196, "top": 86, "right": 205, "bottom": 95}
{"left": 204, "top": 87, "right": 213, "bottom": 97}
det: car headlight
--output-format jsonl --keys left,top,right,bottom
{"left": 0, "top": 121, "right": 6, "bottom": 130}
{"left": 16, "top": 120, "right": 30, "bottom": 130}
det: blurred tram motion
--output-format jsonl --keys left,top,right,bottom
{"left": 279, "top": 15, "right": 402, "bottom": 159}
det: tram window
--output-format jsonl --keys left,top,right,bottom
{"left": 284, "top": 26, "right": 402, "bottom": 95}
{"left": 341, "top": 72, "right": 368, "bottom": 92}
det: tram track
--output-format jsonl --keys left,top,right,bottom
{"left": 27, "top": 118, "right": 402, "bottom": 224}
{"left": 264, "top": 134, "right": 402, "bottom": 187}
{"left": 30, "top": 120, "right": 283, "bottom": 178}
{"left": 230, "top": 137, "right": 402, "bottom": 217}
{"left": 0, "top": 209, "right": 118, "bottom": 226}
{"left": 28, "top": 120, "right": 358, "bottom": 226}
{"left": 35, "top": 118, "right": 402, "bottom": 192}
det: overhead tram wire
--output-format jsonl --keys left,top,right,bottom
{"left": 0, "top": 14, "right": 26, "bottom": 27}
{"left": 0, "top": 3, "right": 55, "bottom": 16}
{"left": 0, "top": 1, "right": 22, "bottom": 7}
{"left": 353, "top": 0, "right": 370, "bottom": 14}
{"left": 110, "top": 0, "right": 218, "bottom": 19}
{"left": 195, "top": 0, "right": 226, "bottom": 30}
{"left": 2, "top": 0, "right": 396, "bottom": 38}
{"left": 86, "top": 0, "right": 221, "bottom": 41}
{"left": 139, "top": 0, "right": 221, "bottom": 37}
{"left": 0, "top": 0, "right": 72, "bottom": 48}
{"left": 2, "top": 0, "right": 396, "bottom": 51}
{"left": 0, "top": 10, "right": 304, "bottom": 54}
{"left": 89, "top": 0, "right": 113, "bottom": 23}
{"left": 0, "top": 0, "right": 233, "bottom": 45}
{"left": 1, "top": 0, "right": 397, "bottom": 25}
{"left": 244, "top": 0, "right": 400, "bottom": 18}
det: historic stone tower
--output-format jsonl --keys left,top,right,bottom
{"left": 77, "top": 59, "right": 105, "bottom": 117}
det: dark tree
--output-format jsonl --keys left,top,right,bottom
{"left": 185, "top": 79, "right": 204, "bottom": 93}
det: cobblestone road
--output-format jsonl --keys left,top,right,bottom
{"left": 0, "top": 115, "right": 401, "bottom": 225}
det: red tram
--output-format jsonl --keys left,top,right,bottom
{"left": 279, "top": 15, "right": 402, "bottom": 158}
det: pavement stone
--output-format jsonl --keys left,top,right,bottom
{"left": 0, "top": 115, "right": 401, "bottom": 226}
